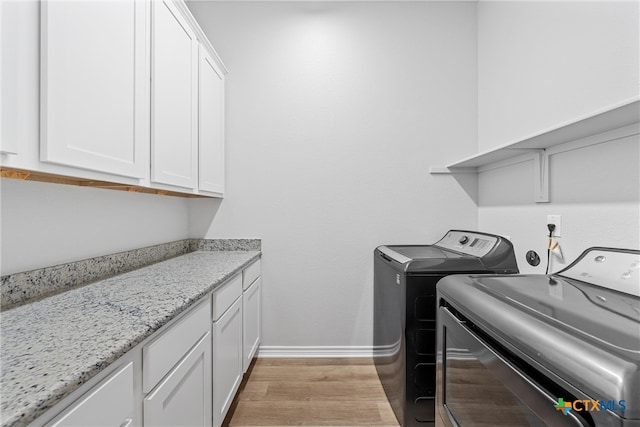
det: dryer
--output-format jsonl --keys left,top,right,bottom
{"left": 436, "top": 247, "right": 640, "bottom": 426}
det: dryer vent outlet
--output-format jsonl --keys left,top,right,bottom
{"left": 526, "top": 250, "right": 541, "bottom": 266}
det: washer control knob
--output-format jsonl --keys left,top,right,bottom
{"left": 458, "top": 235, "right": 469, "bottom": 245}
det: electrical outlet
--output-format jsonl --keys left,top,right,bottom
{"left": 547, "top": 214, "right": 562, "bottom": 237}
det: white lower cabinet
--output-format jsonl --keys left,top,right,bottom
{"left": 212, "top": 289, "right": 243, "bottom": 427}
{"left": 142, "top": 299, "right": 211, "bottom": 394}
{"left": 33, "top": 260, "right": 262, "bottom": 427}
{"left": 144, "top": 332, "right": 212, "bottom": 427}
{"left": 242, "top": 277, "right": 261, "bottom": 373}
{"left": 143, "top": 299, "right": 212, "bottom": 427}
{"left": 242, "top": 260, "right": 262, "bottom": 372}
{"left": 211, "top": 261, "right": 262, "bottom": 426}
{"left": 47, "top": 362, "right": 135, "bottom": 427}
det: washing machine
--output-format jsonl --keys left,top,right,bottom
{"left": 374, "top": 230, "right": 519, "bottom": 427}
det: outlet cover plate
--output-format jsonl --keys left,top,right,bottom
{"left": 547, "top": 214, "right": 562, "bottom": 237}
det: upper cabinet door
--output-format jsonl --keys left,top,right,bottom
{"left": 40, "top": 0, "right": 149, "bottom": 178}
{"left": 151, "top": 0, "right": 198, "bottom": 189}
{"left": 198, "top": 47, "right": 225, "bottom": 195}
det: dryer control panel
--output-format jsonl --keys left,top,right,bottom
{"left": 435, "top": 230, "right": 500, "bottom": 257}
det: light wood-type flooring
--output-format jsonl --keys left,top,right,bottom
{"left": 222, "top": 358, "right": 400, "bottom": 426}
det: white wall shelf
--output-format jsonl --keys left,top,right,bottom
{"left": 430, "top": 98, "right": 640, "bottom": 203}
{"left": 432, "top": 97, "right": 639, "bottom": 171}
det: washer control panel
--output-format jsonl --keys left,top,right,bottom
{"left": 435, "top": 230, "right": 500, "bottom": 257}
{"left": 559, "top": 248, "right": 640, "bottom": 297}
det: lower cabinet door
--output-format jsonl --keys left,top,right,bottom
{"left": 242, "top": 277, "right": 261, "bottom": 372}
{"left": 144, "top": 332, "right": 212, "bottom": 427}
{"left": 212, "top": 297, "right": 243, "bottom": 427}
{"left": 49, "top": 362, "right": 135, "bottom": 427}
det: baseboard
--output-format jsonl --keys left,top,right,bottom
{"left": 256, "top": 345, "right": 375, "bottom": 358}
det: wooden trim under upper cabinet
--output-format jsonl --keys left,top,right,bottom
{"left": 0, "top": 167, "right": 210, "bottom": 198}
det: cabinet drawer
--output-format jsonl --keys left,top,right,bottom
{"left": 144, "top": 331, "right": 212, "bottom": 427}
{"left": 48, "top": 362, "right": 134, "bottom": 427}
{"left": 242, "top": 259, "right": 261, "bottom": 291}
{"left": 212, "top": 274, "right": 242, "bottom": 321}
{"left": 143, "top": 299, "right": 210, "bottom": 393}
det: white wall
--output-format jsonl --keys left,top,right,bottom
{"left": 476, "top": 0, "right": 640, "bottom": 275}
{"left": 477, "top": 0, "right": 640, "bottom": 151}
{"left": 0, "top": 179, "right": 190, "bottom": 275}
{"left": 478, "top": 130, "right": 640, "bottom": 274}
{"left": 187, "top": 1, "right": 479, "bottom": 351}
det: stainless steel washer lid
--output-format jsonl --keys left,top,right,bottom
{"left": 438, "top": 268, "right": 640, "bottom": 420}
{"left": 378, "top": 245, "right": 461, "bottom": 264}
{"left": 376, "top": 230, "right": 518, "bottom": 274}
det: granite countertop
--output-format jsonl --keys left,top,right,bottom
{"left": 0, "top": 250, "right": 260, "bottom": 427}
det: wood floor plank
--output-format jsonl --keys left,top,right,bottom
{"left": 235, "top": 381, "right": 269, "bottom": 401}
{"left": 376, "top": 402, "right": 401, "bottom": 425}
{"left": 228, "top": 401, "right": 396, "bottom": 426}
{"left": 246, "top": 365, "right": 379, "bottom": 382}
{"left": 255, "top": 358, "right": 376, "bottom": 367}
{"left": 261, "top": 380, "right": 389, "bottom": 401}
{"left": 223, "top": 358, "right": 400, "bottom": 427}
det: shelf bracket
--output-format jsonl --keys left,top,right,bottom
{"left": 533, "top": 150, "right": 549, "bottom": 203}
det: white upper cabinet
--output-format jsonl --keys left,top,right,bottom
{"left": 4, "top": 0, "right": 227, "bottom": 197}
{"left": 151, "top": 0, "right": 198, "bottom": 189}
{"left": 198, "top": 46, "right": 226, "bottom": 196}
{"left": 0, "top": 0, "right": 26, "bottom": 156}
{"left": 40, "top": 0, "right": 149, "bottom": 178}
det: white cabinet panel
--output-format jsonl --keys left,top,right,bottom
{"left": 242, "top": 260, "right": 261, "bottom": 291}
{"left": 144, "top": 332, "right": 212, "bottom": 427}
{"left": 242, "top": 277, "right": 261, "bottom": 373}
{"left": 198, "top": 46, "right": 225, "bottom": 195}
{"left": 1, "top": 0, "right": 39, "bottom": 156}
{"left": 151, "top": 0, "right": 198, "bottom": 189}
{"left": 0, "top": 0, "right": 5, "bottom": 154}
{"left": 212, "top": 297, "right": 243, "bottom": 427}
{"left": 48, "top": 363, "right": 134, "bottom": 427}
{"left": 211, "top": 274, "right": 242, "bottom": 321}
{"left": 143, "top": 300, "right": 211, "bottom": 393}
{"left": 40, "top": 0, "right": 148, "bottom": 178}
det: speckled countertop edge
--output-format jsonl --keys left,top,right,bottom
{"left": 0, "top": 249, "right": 261, "bottom": 427}
{"left": 0, "top": 240, "right": 191, "bottom": 310}
{"left": 1, "top": 239, "right": 261, "bottom": 310}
